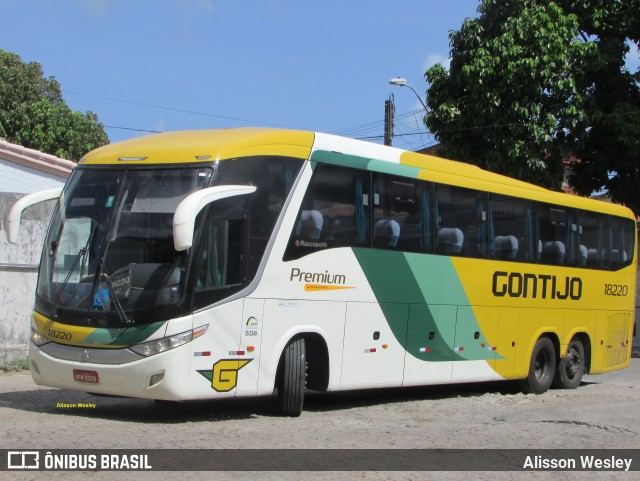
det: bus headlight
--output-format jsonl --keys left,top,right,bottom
{"left": 129, "top": 324, "right": 208, "bottom": 357}
{"left": 31, "top": 328, "right": 50, "bottom": 346}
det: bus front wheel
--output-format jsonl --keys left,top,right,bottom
{"left": 278, "top": 337, "right": 306, "bottom": 417}
{"left": 519, "top": 337, "right": 556, "bottom": 394}
{"left": 552, "top": 339, "right": 585, "bottom": 389}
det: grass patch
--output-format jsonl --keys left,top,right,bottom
{"left": 0, "top": 357, "right": 30, "bottom": 372}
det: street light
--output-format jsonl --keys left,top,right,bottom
{"left": 389, "top": 77, "right": 428, "bottom": 111}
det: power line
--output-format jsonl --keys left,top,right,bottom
{"left": 64, "top": 89, "right": 293, "bottom": 128}
{"left": 104, "top": 125, "right": 161, "bottom": 134}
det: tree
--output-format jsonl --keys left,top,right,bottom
{"left": 425, "top": 0, "right": 640, "bottom": 214}
{"left": 559, "top": 0, "right": 640, "bottom": 214}
{"left": 0, "top": 50, "right": 109, "bottom": 161}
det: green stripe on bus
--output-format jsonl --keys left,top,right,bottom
{"left": 353, "top": 249, "right": 496, "bottom": 362}
{"left": 84, "top": 321, "right": 165, "bottom": 347}
{"left": 310, "top": 151, "right": 423, "bottom": 179}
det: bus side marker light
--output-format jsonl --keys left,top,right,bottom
{"left": 454, "top": 347, "right": 464, "bottom": 352}
{"left": 364, "top": 348, "right": 377, "bottom": 353}
{"left": 194, "top": 351, "right": 211, "bottom": 357}
{"left": 382, "top": 344, "right": 389, "bottom": 349}
{"left": 229, "top": 351, "right": 246, "bottom": 356}
{"left": 247, "top": 346, "right": 255, "bottom": 352}
{"left": 419, "top": 347, "right": 431, "bottom": 353}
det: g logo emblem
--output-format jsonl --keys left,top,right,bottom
{"left": 198, "top": 359, "right": 252, "bottom": 392}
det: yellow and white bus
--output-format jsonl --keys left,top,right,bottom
{"left": 8, "top": 128, "right": 637, "bottom": 416}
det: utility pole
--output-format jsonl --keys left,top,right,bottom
{"left": 384, "top": 93, "right": 394, "bottom": 146}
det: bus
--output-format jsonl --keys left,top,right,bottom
{"left": 8, "top": 128, "right": 637, "bottom": 416}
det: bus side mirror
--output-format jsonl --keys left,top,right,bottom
{"left": 173, "top": 185, "right": 256, "bottom": 251}
{"left": 7, "top": 187, "right": 63, "bottom": 244}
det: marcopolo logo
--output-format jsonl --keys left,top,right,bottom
{"left": 492, "top": 271, "right": 582, "bottom": 300}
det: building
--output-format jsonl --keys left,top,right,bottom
{"left": 0, "top": 139, "right": 74, "bottom": 362}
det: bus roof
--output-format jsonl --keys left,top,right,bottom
{"left": 80, "top": 128, "right": 636, "bottom": 220}
{"left": 79, "top": 128, "right": 315, "bottom": 165}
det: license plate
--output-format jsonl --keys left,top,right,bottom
{"left": 73, "top": 369, "right": 99, "bottom": 384}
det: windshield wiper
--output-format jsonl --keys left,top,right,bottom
{"left": 51, "top": 247, "right": 88, "bottom": 320}
{"left": 92, "top": 258, "right": 133, "bottom": 326}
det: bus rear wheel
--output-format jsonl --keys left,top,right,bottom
{"left": 552, "top": 339, "right": 585, "bottom": 389}
{"left": 278, "top": 337, "right": 306, "bottom": 417}
{"left": 519, "top": 337, "right": 556, "bottom": 394}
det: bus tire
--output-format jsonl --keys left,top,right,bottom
{"left": 552, "top": 339, "right": 585, "bottom": 389}
{"left": 278, "top": 337, "right": 306, "bottom": 417}
{"left": 519, "top": 337, "right": 556, "bottom": 394}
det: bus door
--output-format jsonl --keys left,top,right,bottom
{"left": 340, "top": 302, "right": 408, "bottom": 389}
{"left": 403, "top": 304, "right": 455, "bottom": 386}
{"left": 451, "top": 306, "right": 499, "bottom": 382}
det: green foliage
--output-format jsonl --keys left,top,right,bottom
{"left": 425, "top": 0, "right": 640, "bottom": 214}
{"left": 0, "top": 357, "right": 30, "bottom": 372}
{"left": 0, "top": 50, "right": 108, "bottom": 161}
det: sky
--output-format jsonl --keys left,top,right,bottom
{"left": 1, "top": 0, "right": 483, "bottom": 152}
{"left": 3, "top": 1, "right": 638, "bottom": 154}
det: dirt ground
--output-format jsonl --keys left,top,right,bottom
{"left": 1, "top": 359, "right": 639, "bottom": 481}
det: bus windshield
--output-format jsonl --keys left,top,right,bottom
{"left": 37, "top": 167, "right": 212, "bottom": 325}
{"left": 35, "top": 156, "right": 303, "bottom": 327}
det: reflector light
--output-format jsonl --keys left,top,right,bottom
{"left": 193, "top": 325, "right": 208, "bottom": 339}
{"left": 364, "top": 348, "right": 376, "bottom": 353}
{"left": 229, "top": 350, "right": 246, "bottom": 356}
{"left": 194, "top": 351, "right": 211, "bottom": 357}
{"left": 247, "top": 346, "right": 255, "bottom": 352}
{"left": 419, "top": 347, "right": 431, "bottom": 353}
{"left": 117, "top": 156, "right": 148, "bottom": 161}
{"left": 382, "top": 344, "right": 389, "bottom": 349}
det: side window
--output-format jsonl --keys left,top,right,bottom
{"left": 435, "top": 184, "right": 487, "bottom": 258}
{"left": 212, "top": 156, "right": 302, "bottom": 278}
{"left": 373, "top": 175, "right": 433, "bottom": 252}
{"left": 609, "top": 217, "right": 635, "bottom": 270}
{"left": 285, "top": 165, "right": 369, "bottom": 260}
{"left": 537, "top": 204, "right": 578, "bottom": 266}
{"left": 578, "top": 211, "right": 609, "bottom": 269}
{"left": 489, "top": 194, "right": 535, "bottom": 261}
{"left": 193, "top": 218, "right": 245, "bottom": 309}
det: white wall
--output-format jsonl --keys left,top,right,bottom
{"left": 0, "top": 159, "right": 67, "bottom": 194}
{"left": 0, "top": 159, "right": 67, "bottom": 362}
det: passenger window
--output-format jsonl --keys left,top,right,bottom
{"left": 435, "top": 185, "right": 487, "bottom": 258}
{"left": 578, "top": 212, "right": 608, "bottom": 269}
{"left": 609, "top": 217, "right": 635, "bottom": 270}
{"left": 489, "top": 194, "right": 535, "bottom": 261}
{"left": 537, "top": 204, "right": 578, "bottom": 266}
{"left": 373, "top": 175, "right": 433, "bottom": 252}
{"left": 285, "top": 165, "right": 369, "bottom": 260}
